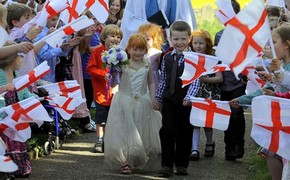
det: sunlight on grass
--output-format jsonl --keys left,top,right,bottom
{"left": 103, "top": 173, "right": 167, "bottom": 180}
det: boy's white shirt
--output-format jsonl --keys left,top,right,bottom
{"left": 120, "top": 0, "right": 197, "bottom": 49}
{"left": 0, "top": 27, "right": 8, "bottom": 47}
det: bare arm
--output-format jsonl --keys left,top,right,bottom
{"left": 200, "top": 72, "right": 223, "bottom": 84}
{"left": 0, "top": 42, "right": 34, "bottom": 59}
{"left": 147, "top": 62, "right": 159, "bottom": 110}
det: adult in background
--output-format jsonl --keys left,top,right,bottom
{"left": 119, "top": 0, "right": 197, "bottom": 49}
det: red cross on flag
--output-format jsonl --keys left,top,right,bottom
{"left": 36, "top": 0, "right": 69, "bottom": 27}
{"left": 180, "top": 52, "right": 220, "bottom": 87}
{"left": 190, "top": 97, "right": 231, "bottom": 131}
{"left": 266, "top": 0, "right": 285, "bottom": 7}
{"left": 202, "top": 63, "right": 230, "bottom": 76}
{"left": 0, "top": 97, "right": 53, "bottom": 126}
{"left": 215, "top": 0, "right": 271, "bottom": 79}
{"left": 85, "top": 0, "right": 109, "bottom": 23}
{"left": 0, "top": 97, "right": 52, "bottom": 142}
{"left": 36, "top": 15, "right": 94, "bottom": 48}
{"left": 251, "top": 95, "right": 290, "bottom": 160}
{"left": 241, "top": 65, "right": 266, "bottom": 89}
{"left": 59, "top": 0, "right": 87, "bottom": 24}
{"left": 0, "top": 121, "right": 31, "bottom": 142}
{"left": 13, "top": 61, "right": 50, "bottom": 91}
{"left": 38, "top": 80, "right": 81, "bottom": 98}
{"left": 215, "top": 0, "right": 237, "bottom": 25}
{"left": 45, "top": 96, "right": 85, "bottom": 120}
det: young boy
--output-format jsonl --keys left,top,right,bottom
{"left": 7, "top": 2, "right": 44, "bottom": 81}
{"left": 34, "top": 15, "right": 81, "bottom": 83}
{"left": 0, "top": 3, "right": 34, "bottom": 58}
{"left": 156, "top": 21, "right": 199, "bottom": 176}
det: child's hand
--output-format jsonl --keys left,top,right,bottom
{"left": 47, "top": 27, "right": 55, "bottom": 35}
{"left": 26, "top": 26, "right": 43, "bottom": 41}
{"left": 60, "top": 37, "right": 82, "bottom": 51}
{"left": 16, "top": 42, "right": 34, "bottom": 54}
{"left": 270, "top": 58, "right": 281, "bottom": 71}
{"left": 183, "top": 99, "right": 191, "bottom": 106}
{"left": 151, "top": 99, "right": 160, "bottom": 110}
{"left": 4, "top": 83, "right": 15, "bottom": 91}
{"left": 105, "top": 73, "right": 111, "bottom": 81}
{"left": 263, "top": 88, "right": 275, "bottom": 96}
{"left": 229, "top": 98, "right": 240, "bottom": 109}
{"left": 257, "top": 71, "right": 273, "bottom": 82}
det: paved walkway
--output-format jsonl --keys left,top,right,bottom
{"left": 29, "top": 110, "right": 258, "bottom": 180}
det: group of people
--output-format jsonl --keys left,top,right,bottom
{"left": 1, "top": 0, "right": 290, "bottom": 179}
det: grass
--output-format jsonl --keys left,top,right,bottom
{"left": 248, "top": 154, "right": 271, "bottom": 180}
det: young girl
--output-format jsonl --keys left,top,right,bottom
{"left": 189, "top": 30, "right": 223, "bottom": 161}
{"left": 104, "top": 33, "right": 161, "bottom": 174}
{"left": 86, "top": 24, "right": 123, "bottom": 153}
{"left": 0, "top": 41, "right": 37, "bottom": 179}
{"left": 230, "top": 24, "right": 290, "bottom": 180}
{"left": 105, "top": 0, "right": 124, "bottom": 26}
{"left": 137, "top": 23, "right": 163, "bottom": 89}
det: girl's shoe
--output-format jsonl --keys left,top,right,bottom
{"left": 204, "top": 142, "right": 215, "bottom": 157}
{"left": 189, "top": 150, "right": 200, "bottom": 161}
{"left": 121, "top": 164, "right": 132, "bottom": 175}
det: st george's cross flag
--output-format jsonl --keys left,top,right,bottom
{"left": 190, "top": 97, "right": 231, "bottom": 131}
{"left": 0, "top": 121, "right": 31, "bottom": 142}
{"left": 0, "top": 97, "right": 52, "bottom": 142}
{"left": 0, "top": 142, "right": 18, "bottom": 172}
{"left": 215, "top": 0, "right": 237, "bottom": 25}
{"left": 36, "top": 0, "right": 69, "bottom": 27}
{"left": 0, "top": 156, "right": 18, "bottom": 173}
{"left": 13, "top": 61, "right": 50, "bottom": 91}
{"left": 251, "top": 95, "right": 290, "bottom": 160}
{"left": 85, "top": 0, "right": 109, "bottom": 23}
{"left": 45, "top": 96, "right": 85, "bottom": 120}
{"left": 38, "top": 80, "right": 81, "bottom": 97}
{"left": 0, "top": 97, "right": 53, "bottom": 126}
{"left": 180, "top": 52, "right": 220, "bottom": 87}
{"left": 215, "top": 0, "right": 271, "bottom": 79}
{"left": 202, "top": 63, "right": 230, "bottom": 76}
{"left": 59, "top": 0, "right": 87, "bottom": 24}
{"left": 241, "top": 66, "right": 266, "bottom": 89}
{"left": 266, "top": 0, "right": 285, "bottom": 7}
{"left": 35, "top": 15, "right": 94, "bottom": 48}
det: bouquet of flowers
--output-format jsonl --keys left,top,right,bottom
{"left": 101, "top": 45, "right": 129, "bottom": 99}
{"left": 101, "top": 45, "right": 129, "bottom": 69}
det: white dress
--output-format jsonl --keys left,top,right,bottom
{"left": 104, "top": 61, "right": 162, "bottom": 168}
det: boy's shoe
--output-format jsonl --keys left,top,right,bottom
{"left": 83, "top": 120, "right": 96, "bottom": 132}
{"left": 157, "top": 166, "right": 173, "bottom": 177}
{"left": 233, "top": 145, "right": 244, "bottom": 159}
{"left": 176, "top": 167, "right": 188, "bottom": 175}
{"left": 94, "top": 142, "right": 103, "bottom": 153}
{"left": 225, "top": 151, "right": 236, "bottom": 161}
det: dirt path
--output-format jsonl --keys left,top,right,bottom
{"left": 29, "top": 110, "right": 258, "bottom": 180}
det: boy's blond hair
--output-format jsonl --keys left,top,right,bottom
{"left": 7, "top": 3, "right": 31, "bottom": 30}
{"left": 100, "top": 24, "right": 122, "bottom": 45}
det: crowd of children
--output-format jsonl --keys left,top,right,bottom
{"left": 1, "top": 0, "right": 290, "bottom": 179}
